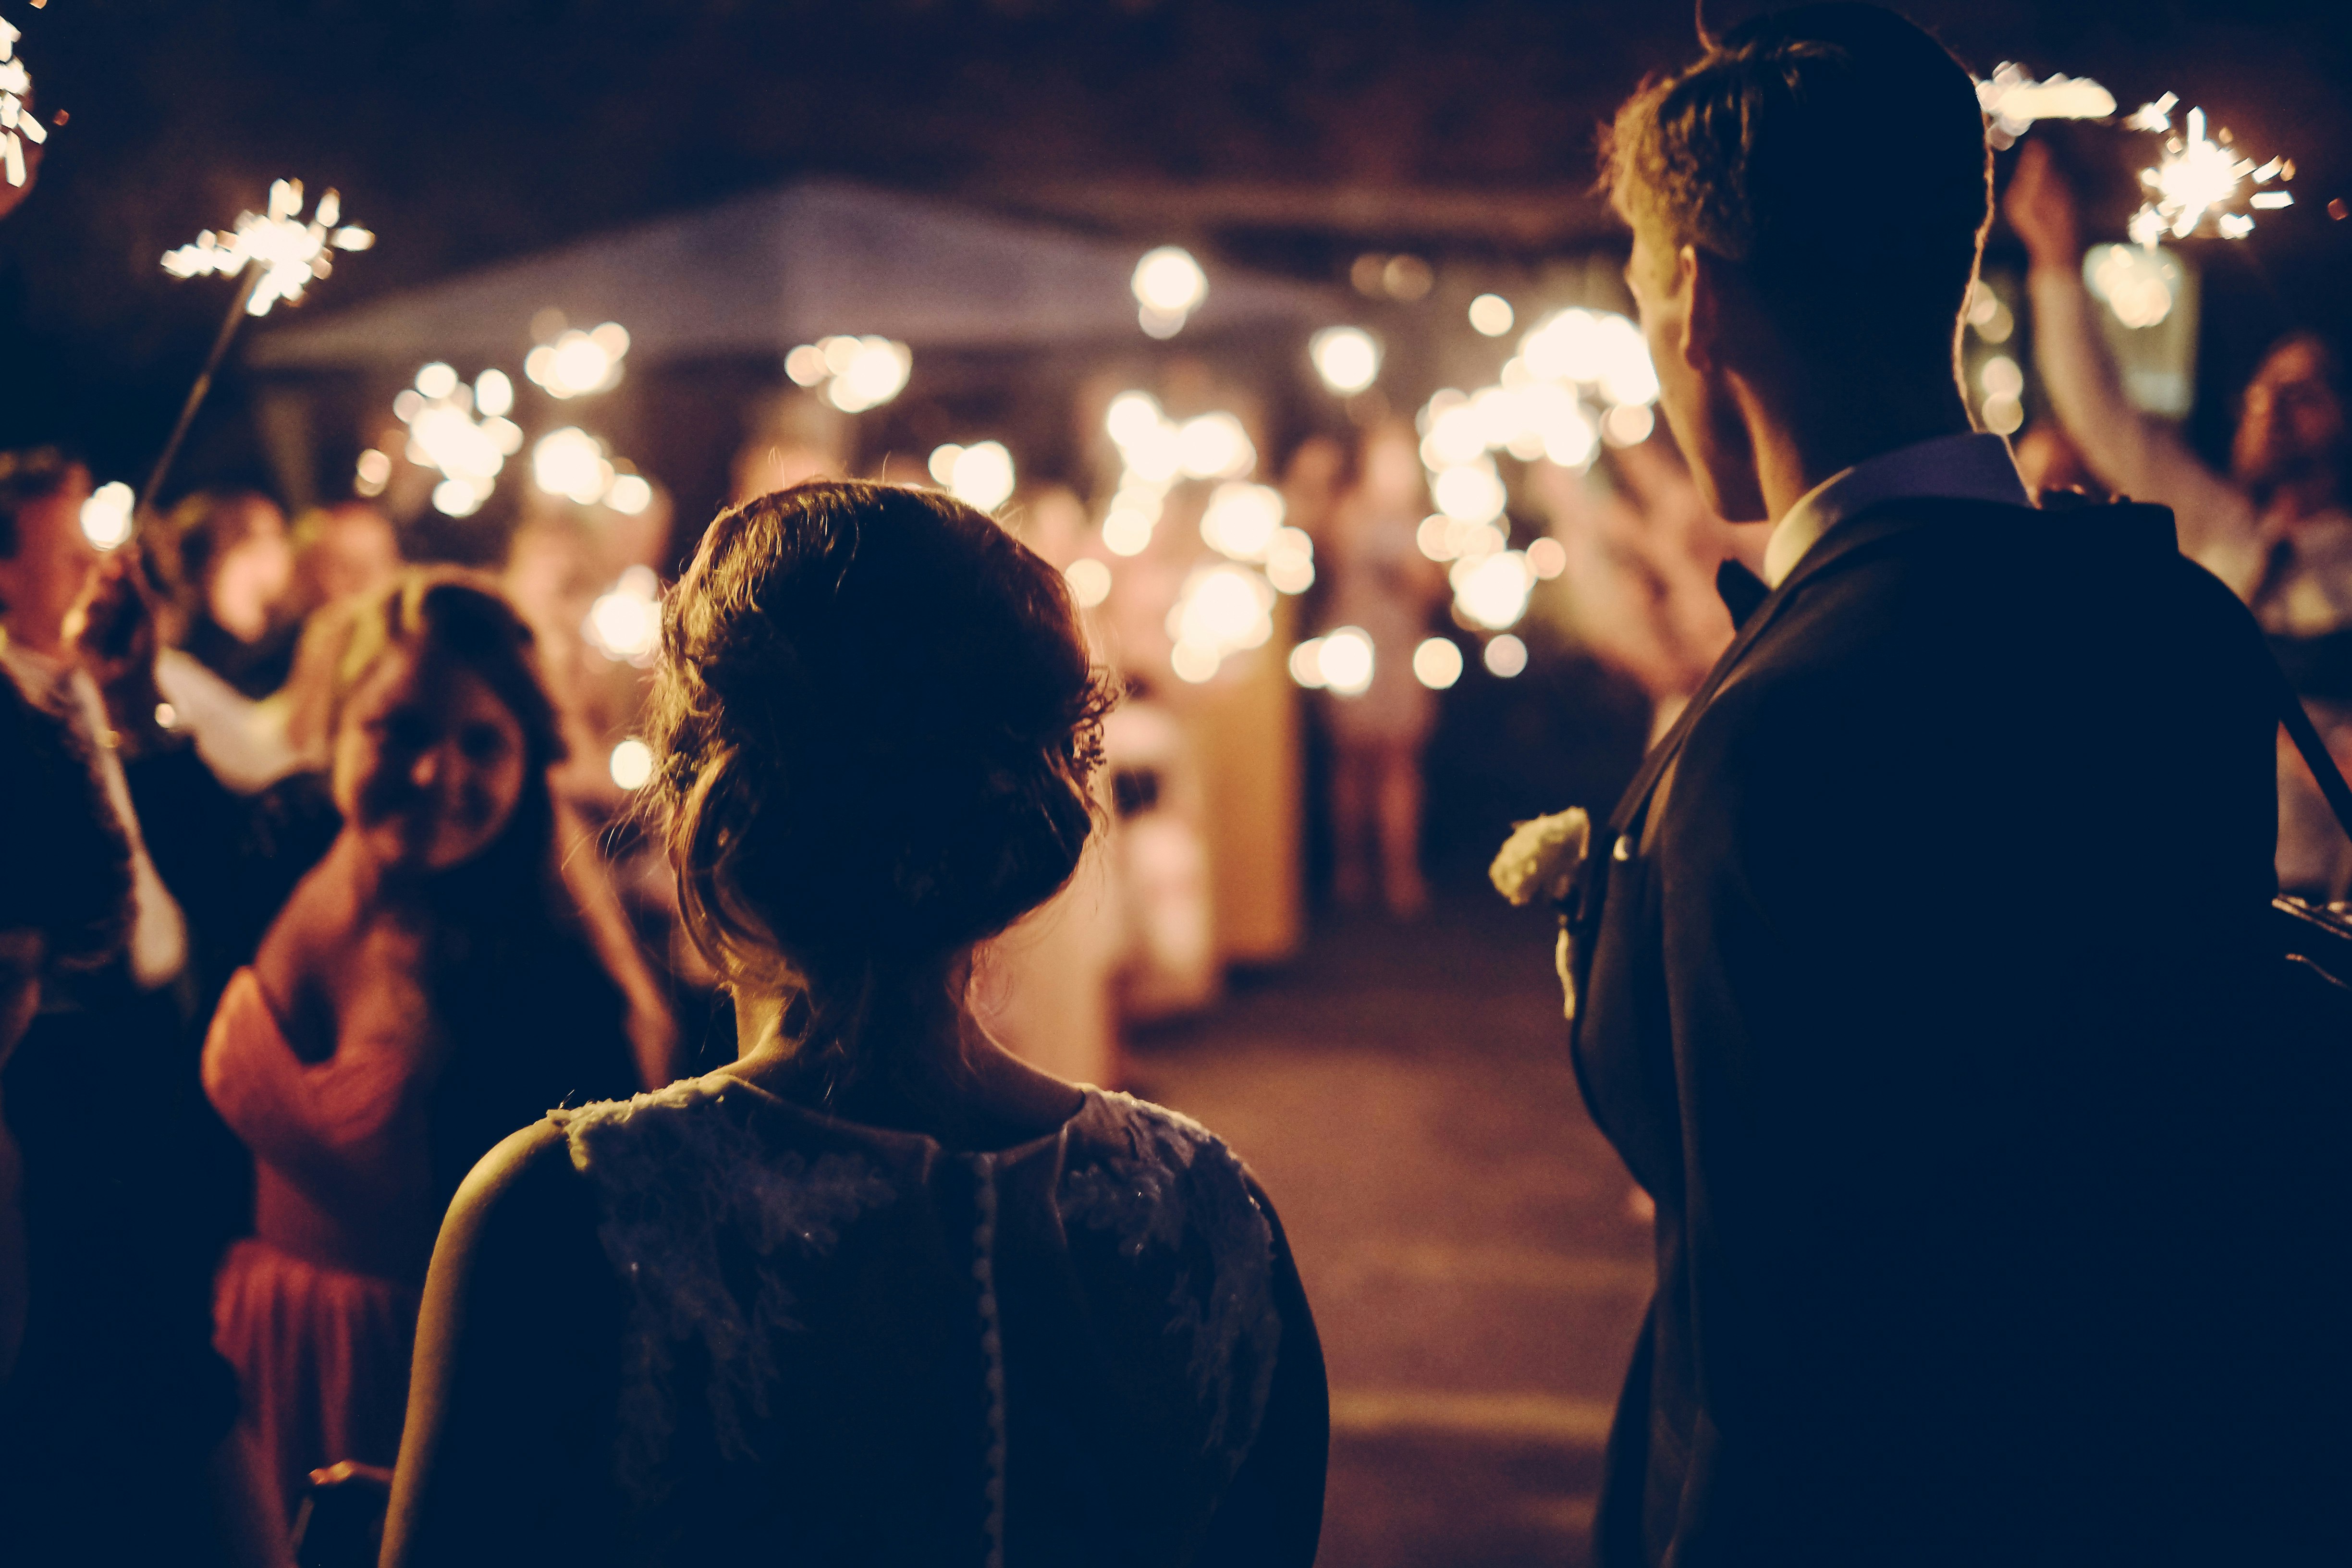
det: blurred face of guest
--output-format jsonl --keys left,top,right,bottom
{"left": 209, "top": 500, "right": 294, "bottom": 642}
{"left": 2234, "top": 338, "right": 2346, "bottom": 497}
{"left": 310, "top": 507, "right": 401, "bottom": 604}
{"left": 1623, "top": 207, "right": 1765, "bottom": 523}
{"left": 333, "top": 649, "right": 528, "bottom": 873}
{"left": 0, "top": 467, "right": 98, "bottom": 657}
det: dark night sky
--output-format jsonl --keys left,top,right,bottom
{"left": 5, "top": 0, "right": 2352, "bottom": 485}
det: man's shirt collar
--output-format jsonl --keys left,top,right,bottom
{"left": 1762, "top": 431, "right": 2030, "bottom": 587}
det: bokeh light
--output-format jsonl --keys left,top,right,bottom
{"left": 1412, "top": 637, "right": 1464, "bottom": 690}
{"left": 1133, "top": 246, "right": 1207, "bottom": 337}
{"left": 1315, "top": 627, "right": 1375, "bottom": 697}
{"left": 1469, "top": 294, "right": 1515, "bottom": 337}
{"left": 1065, "top": 558, "right": 1112, "bottom": 607}
{"left": 584, "top": 565, "right": 662, "bottom": 665}
{"left": 608, "top": 738, "right": 654, "bottom": 791}
{"left": 79, "top": 481, "right": 134, "bottom": 550}
{"left": 1311, "top": 327, "right": 1381, "bottom": 394}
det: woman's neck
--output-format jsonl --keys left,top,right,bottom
{"left": 334, "top": 833, "right": 434, "bottom": 919}
{"left": 721, "top": 960, "right": 1084, "bottom": 1147}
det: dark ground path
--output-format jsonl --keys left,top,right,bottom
{"left": 1131, "top": 880, "right": 1655, "bottom": 1568}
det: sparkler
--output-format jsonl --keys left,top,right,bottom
{"left": 1985, "top": 68, "right": 2294, "bottom": 248}
{"left": 2129, "top": 105, "right": 2292, "bottom": 246}
{"left": 1, "top": 13, "right": 50, "bottom": 188}
{"left": 161, "top": 179, "right": 374, "bottom": 316}
{"left": 1975, "top": 63, "right": 2117, "bottom": 150}
{"left": 143, "top": 181, "right": 374, "bottom": 517}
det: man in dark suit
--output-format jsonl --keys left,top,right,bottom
{"left": 1572, "top": 7, "right": 2336, "bottom": 1562}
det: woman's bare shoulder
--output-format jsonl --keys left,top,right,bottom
{"left": 441, "top": 1117, "right": 579, "bottom": 1254}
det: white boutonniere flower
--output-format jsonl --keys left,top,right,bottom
{"left": 1488, "top": 807, "right": 1591, "bottom": 909}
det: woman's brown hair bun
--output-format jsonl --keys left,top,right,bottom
{"left": 649, "top": 481, "right": 1114, "bottom": 1018}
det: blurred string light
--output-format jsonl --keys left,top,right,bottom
{"left": 1, "top": 14, "right": 49, "bottom": 188}
{"left": 1483, "top": 633, "right": 1528, "bottom": 678}
{"left": 1469, "top": 294, "right": 1515, "bottom": 337}
{"left": 928, "top": 440, "right": 1017, "bottom": 512}
{"left": 1962, "top": 278, "right": 2027, "bottom": 433}
{"left": 1165, "top": 563, "right": 1275, "bottom": 684}
{"left": 1291, "top": 626, "right": 1374, "bottom": 696}
{"left": 1197, "top": 480, "right": 1317, "bottom": 593}
{"left": 394, "top": 363, "right": 524, "bottom": 518}
{"left": 524, "top": 319, "right": 629, "bottom": 399}
{"left": 1132, "top": 246, "right": 1207, "bottom": 339}
{"left": 531, "top": 426, "right": 652, "bottom": 513}
{"left": 78, "top": 480, "right": 134, "bottom": 551}
{"left": 1412, "top": 303, "right": 1659, "bottom": 630}
{"left": 161, "top": 180, "right": 373, "bottom": 316}
{"left": 2084, "top": 244, "right": 2180, "bottom": 328}
{"left": 2130, "top": 103, "right": 2292, "bottom": 246}
{"left": 1099, "top": 390, "right": 1258, "bottom": 554}
{"left": 1310, "top": 327, "right": 1381, "bottom": 395}
{"left": 353, "top": 448, "right": 393, "bottom": 498}
{"left": 784, "top": 334, "right": 912, "bottom": 413}
{"left": 1064, "top": 557, "right": 1112, "bottom": 608}
{"left": 1412, "top": 637, "right": 1464, "bottom": 690}
{"left": 608, "top": 737, "right": 654, "bottom": 791}
{"left": 1978, "top": 354, "right": 2026, "bottom": 436}
{"left": 584, "top": 565, "right": 662, "bottom": 666}
{"left": 1963, "top": 279, "right": 2015, "bottom": 343}
{"left": 1097, "top": 389, "right": 1304, "bottom": 682}
{"left": 1526, "top": 536, "right": 1567, "bottom": 579}
{"left": 1452, "top": 550, "right": 1536, "bottom": 631}
{"left": 1974, "top": 63, "right": 2116, "bottom": 151}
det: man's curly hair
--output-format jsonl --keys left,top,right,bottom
{"left": 1606, "top": 4, "right": 1991, "bottom": 372}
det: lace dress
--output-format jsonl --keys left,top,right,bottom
{"left": 545, "top": 1077, "right": 1315, "bottom": 1567}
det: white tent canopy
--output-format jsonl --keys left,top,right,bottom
{"left": 251, "top": 179, "right": 1339, "bottom": 370}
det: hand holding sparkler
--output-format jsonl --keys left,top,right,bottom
{"left": 2005, "top": 142, "right": 2083, "bottom": 278}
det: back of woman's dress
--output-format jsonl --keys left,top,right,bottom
{"left": 551, "top": 1078, "right": 1323, "bottom": 1566}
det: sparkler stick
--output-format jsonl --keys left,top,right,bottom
{"left": 136, "top": 265, "right": 266, "bottom": 519}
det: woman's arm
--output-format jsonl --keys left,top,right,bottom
{"left": 381, "top": 1120, "right": 626, "bottom": 1568}
{"left": 2007, "top": 143, "right": 2260, "bottom": 583}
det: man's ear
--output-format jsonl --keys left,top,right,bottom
{"left": 1679, "top": 243, "right": 1718, "bottom": 375}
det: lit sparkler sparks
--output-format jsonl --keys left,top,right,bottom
{"left": 1975, "top": 63, "right": 2117, "bottom": 150}
{"left": 161, "top": 179, "right": 375, "bottom": 316}
{"left": 1, "top": 13, "right": 50, "bottom": 188}
{"left": 2129, "top": 105, "right": 2292, "bottom": 246}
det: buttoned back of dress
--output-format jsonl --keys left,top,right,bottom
{"left": 551, "top": 1079, "right": 1284, "bottom": 1568}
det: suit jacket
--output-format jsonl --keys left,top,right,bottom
{"left": 1573, "top": 497, "right": 2335, "bottom": 1564}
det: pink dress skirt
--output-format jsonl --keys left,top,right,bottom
{"left": 202, "top": 967, "right": 441, "bottom": 1512}
{"left": 211, "top": 1237, "right": 420, "bottom": 1505}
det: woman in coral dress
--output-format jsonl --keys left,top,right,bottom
{"left": 203, "top": 573, "right": 667, "bottom": 1513}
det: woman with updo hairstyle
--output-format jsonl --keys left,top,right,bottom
{"left": 386, "top": 482, "right": 1328, "bottom": 1568}
{"left": 200, "top": 570, "right": 669, "bottom": 1519}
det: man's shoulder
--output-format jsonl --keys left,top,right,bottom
{"left": 1756, "top": 496, "right": 2235, "bottom": 656}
